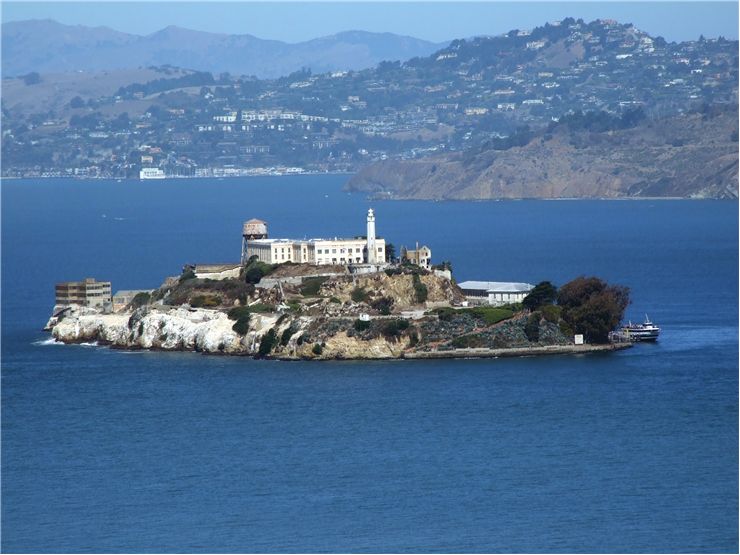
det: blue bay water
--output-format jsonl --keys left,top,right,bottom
{"left": 1, "top": 176, "right": 738, "bottom": 552}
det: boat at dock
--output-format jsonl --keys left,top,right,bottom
{"left": 618, "top": 314, "right": 660, "bottom": 341}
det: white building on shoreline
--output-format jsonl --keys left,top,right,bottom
{"left": 242, "top": 210, "right": 386, "bottom": 266}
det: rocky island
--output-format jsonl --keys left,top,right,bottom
{"left": 45, "top": 262, "right": 631, "bottom": 361}
{"left": 45, "top": 210, "right": 631, "bottom": 360}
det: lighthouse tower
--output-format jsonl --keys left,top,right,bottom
{"left": 366, "top": 208, "right": 377, "bottom": 264}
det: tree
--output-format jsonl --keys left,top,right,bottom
{"left": 557, "top": 276, "right": 630, "bottom": 343}
{"left": 522, "top": 281, "right": 557, "bottom": 311}
{"left": 69, "top": 96, "right": 85, "bottom": 109}
{"left": 385, "top": 243, "right": 396, "bottom": 262}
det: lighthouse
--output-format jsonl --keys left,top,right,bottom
{"left": 366, "top": 208, "right": 377, "bottom": 264}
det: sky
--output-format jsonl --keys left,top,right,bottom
{"left": 2, "top": 1, "right": 738, "bottom": 43}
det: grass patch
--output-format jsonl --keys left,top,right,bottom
{"left": 248, "top": 303, "right": 276, "bottom": 313}
{"left": 451, "top": 334, "right": 487, "bottom": 349}
{"left": 190, "top": 294, "right": 221, "bottom": 308}
{"left": 469, "top": 306, "right": 513, "bottom": 325}
{"left": 300, "top": 277, "right": 328, "bottom": 296}
{"left": 351, "top": 287, "right": 369, "bottom": 303}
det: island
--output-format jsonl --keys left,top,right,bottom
{"left": 44, "top": 211, "right": 632, "bottom": 360}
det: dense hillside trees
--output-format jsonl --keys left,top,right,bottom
{"left": 557, "top": 276, "right": 630, "bottom": 343}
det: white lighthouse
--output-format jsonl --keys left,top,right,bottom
{"left": 366, "top": 208, "right": 377, "bottom": 264}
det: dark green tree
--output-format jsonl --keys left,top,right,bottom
{"left": 522, "top": 281, "right": 558, "bottom": 311}
{"left": 557, "top": 276, "right": 630, "bottom": 343}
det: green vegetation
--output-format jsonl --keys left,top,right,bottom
{"left": 329, "top": 296, "right": 341, "bottom": 304}
{"left": 228, "top": 306, "right": 251, "bottom": 335}
{"left": 370, "top": 296, "right": 393, "bottom": 315}
{"left": 258, "top": 328, "right": 277, "bottom": 356}
{"left": 280, "top": 325, "right": 297, "bottom": 346}
{"left": 190, "top": 294, "right": 221, "bottom": 308}
{"left": 525, "top": 313, "right": 541, "bottom": 342}
{"left": 248, "top": 303, "right": 275, "bottom": 313}
{"left": 381, "top": 318, "right": 410, "bottom": 338}
{"left": 432, "top": 261, "right": 453, "bottom": 272}
{"left": 412, "top": 273, "right": 428, "bottom": 304}
{"left": 227, "top": 306, "right": 251, "bottom": 321}
{"left": 179, "top": 268, "right": 196, "bottom": 282}
{"left": 232, "top": 317, "right": 250, "bottom": 335}
{"left": 541, "top": 304, "right": 561, "bottom": 323}
{"left": 353, "top": 319, "right": 371, "bottom": 332}
{"left": 300, "top": 276, "right": 328, "bottom": 296}
{"left": 351, "top": 287, "right": 369, "bottom": 303}
{"left": 470, "top": 306, "right": 513, "bottom": 325}
{"left": 522, "top": 281, "right": 557, "bottom": 311}
{"left": 557, "top": 276, "right": 630, "bottom": 343}
{"left": 243, "top": 258, "right": 277, "bottom": 285}
{"left": 130, "top": 292, "right": 151, "bottom": 309}
{"left": 312, "top": 343, "right": 323, "bottom": 356}
{"left": 451, "top": 333, "right": 487, "bottom": 349}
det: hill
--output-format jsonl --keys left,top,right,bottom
{"left": 1, "top": 19, "right": 445, "bottom": 78}
{"left": 347, "top": 107, "right": 739, "bottom": 199}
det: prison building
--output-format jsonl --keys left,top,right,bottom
{"left": 457, "top": 281, "right": 534, "bottom": 306}
{"left": 55, "top": 278, "right": 112, "bottom": 309}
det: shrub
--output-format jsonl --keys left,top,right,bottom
{"left": 180, "top": 269, "right": 196, "bottom": 282}
{"left": 312, "top": 343, "right": 323, "bottom": 355}
{"left": 351, "top": 287, "right": 369, "bottom": 303}
{"left": 329, "top": 296, "right": 341, "bottom": 304}
{"left": 354, "top": 319, "right": 371, "bottom": 332}
{"left": 408, "top": 330, "right": 419, "bottom": 347}
{"left": 130, "top": 292, "right": 151, "bottom": 309}
{"left": 243, "top": 259, "right": 277, "bottom": 285}
{"left": 300, "top": 277, "right": 328, "bottom": 296}
{"left": 381, "top": 318, "right": 410, "bottom": 338}
{"left": 412, "top": 274, "right": 428, "bottom": 304}
{"left": 370, "top": 296, "right": 393, "bottom": 315}
{"left": 280, "top": 325, "right": 296, "bottom": 346}
{"left": 248, "top": 303, "right": 275, "bottom": 313}
{"left": 451, "top": 334, "right": 487, "bottom": 348}
{"left": 435, "top": 307, "right": 456, "bottom": 321}
{"left": 258, "top": 328, "right": 277, "bottom": 356}
{"left": 227, "top": 306, "right": 252, "bottom": 321}
{"left": 542, "top": 304, "right": 562, "bottom": 323}
{"left": 232, "top": 317, "right": 250, "bottom": 335}
{"left": 190, "top": 294, "right": 221, "bottom": 308}
{"left": 525, "top": 313, "right": 541, "bottom": 342}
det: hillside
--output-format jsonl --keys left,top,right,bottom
{"left": 1, "top": 17, "right": 737, "bottom": 183}
{"left": 347, "top": 107, "right": 739, "bottom": 199}
{"left": 1, "top": 20, "right": 445, "bottom": 78}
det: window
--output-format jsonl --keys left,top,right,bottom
{"left": 332, "top": 249, "right": 337, "bottom": 254}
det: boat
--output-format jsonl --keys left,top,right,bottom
{"left": 620, "top": 315, "right": 661, "bottom": 342}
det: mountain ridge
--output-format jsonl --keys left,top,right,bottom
{"left": 1, "top": 19, "right": 447, "bottom": 78}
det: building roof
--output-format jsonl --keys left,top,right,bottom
{"left": 457, "top": 281, "right": 534, "bottom": 293}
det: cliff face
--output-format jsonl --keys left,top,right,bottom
{"left": 347, "top": 110, "right": 739, "bottom": 200}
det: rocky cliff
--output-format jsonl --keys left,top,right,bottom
{"left": 347, "top": 109, "right": 739, "bottom": 200}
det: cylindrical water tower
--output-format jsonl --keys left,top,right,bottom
{"left": 241, "top": 219, "right": 268, "bottom": 264}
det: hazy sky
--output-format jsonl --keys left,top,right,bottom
{"left": 3, "top": 1, "right": 738, "bottom": 43}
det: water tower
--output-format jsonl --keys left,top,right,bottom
{"left": 241, "top": 218, "right": 268, "bottom": 264}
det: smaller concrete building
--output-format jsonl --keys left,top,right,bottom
{"left": 457, "top": 281, "right": 534, "bottom": 306}
{"left": 112, "top": 289, "right": 154, "bottom": 312}
{"left": 55, "top": 278, "right": 112, "bottom": 309}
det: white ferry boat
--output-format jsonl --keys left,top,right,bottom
{"left": 620, "top": 315, "right": 661, "bottom": 342}
{"left": 139, "top": 168, "right": 166, "bottom": 180}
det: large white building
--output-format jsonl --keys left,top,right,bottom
{"left": 242, "top": 210, "right": 386, "bottom": 266}
{"left": 457, "top": 281, "right": 534, "bottom": 306}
